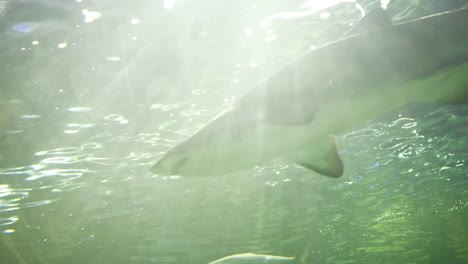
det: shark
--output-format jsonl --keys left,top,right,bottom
{"left": 208, "top": 253, "right": 296, "bottom": 264}
{"left": 151, "top": 6, "right": 468, "bottom": 178}
{"left": 208, "top": 243, "right": 311, "bottom": 264}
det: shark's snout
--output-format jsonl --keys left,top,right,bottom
{"left": 150, "top": 155, "right": 188, "bottom": 176}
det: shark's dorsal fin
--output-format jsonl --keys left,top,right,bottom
{"left": 343, "top": 7, "right": 393, "bottom": 37}
{"left": 290, "top": 136, "right": 344, "bottom": 178}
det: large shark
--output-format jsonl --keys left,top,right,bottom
{"left": 151, "top": 7, "right": 468, "bottom": 178}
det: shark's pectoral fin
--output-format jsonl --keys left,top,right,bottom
{"left": 289, "top": 136, "right": 344, "bottom": 178}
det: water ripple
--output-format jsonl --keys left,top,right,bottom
{"left": 35, "top": 142, "right": 102, "bottom": 156}
{"left": 68, "top": 107, "right": 93, "bottom": 112}
{"left": 0, "top": 166, "right": 33, "bottom": 176}
{"left": 41, "top": 155, "right": 90, "bottom": 164}
{"left": 26, "top": 168, "right": 87, "bottom": 181}
{"left": 24, "top": 200, "right": 54, "bottom": 208}
{"left": 0, "top": 185, "right": 30, "bottom": 213}
{"left": 52, "top": 182, "right": 86, "bottom": 192}
{"left": 104, "top": 114, "right": 129, "bottom": 124}
{"left": 0, "top": 216, "right": 19, "bottom": 226}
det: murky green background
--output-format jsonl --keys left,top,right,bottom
{"left": 0, "top": 0, "right": 467, "bottom": 263}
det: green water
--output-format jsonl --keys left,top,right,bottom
{"left": 0, "top": 0, "right": 467, "bottom": 263}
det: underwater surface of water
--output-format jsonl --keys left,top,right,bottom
{"left": 0, "top": 0, "right": 467, "bottom": 263}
